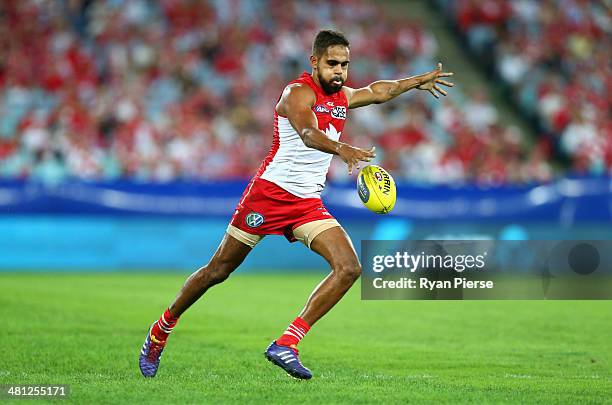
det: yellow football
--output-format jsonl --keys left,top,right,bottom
{"left": 356, "top": 165, "right": 396, "bottom": 214}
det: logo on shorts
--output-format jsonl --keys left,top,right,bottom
{"left": 317, "top": 207, "right": 331, "bottom": 216}
{"left": 245, "top": 212, "right": 265, "bottom": 228}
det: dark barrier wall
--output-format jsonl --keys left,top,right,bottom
{"left": 0, "top": 177, "right": 610, "bottom": 270}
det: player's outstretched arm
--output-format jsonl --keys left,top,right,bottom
{"left": 276, "top": 83, "right": 375, "bottom": 174}
{"left": 344, "top": 62, "right": 454, "bottom": 109}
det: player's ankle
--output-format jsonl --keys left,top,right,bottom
{"left": 276, "top": 316, "right": 311, "bottom": 347}
{"left": 151, "top": 308, "right": 179, "bottom": 341}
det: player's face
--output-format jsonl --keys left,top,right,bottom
{"left": 312, "top": 45, "right": 349, "bottom": 94}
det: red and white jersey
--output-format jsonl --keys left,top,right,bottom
{"left": 256, "top": 72, "right": 348, "bottom": 199}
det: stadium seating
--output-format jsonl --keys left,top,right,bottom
{"left": 438, "top": 0, "right": 611, "bottom": 176}
{"left": 0, "top": 0, "right": 567, "bottom": 185}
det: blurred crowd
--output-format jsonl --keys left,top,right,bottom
{"left": 442, "top": 0, "right": 611, "bottom": 175}
{"left": 1, "top": 0, "right": 559, "bottom": 185}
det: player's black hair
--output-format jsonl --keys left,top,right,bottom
{"left": 312, "top": 29, "right": 350, "bottom": 57}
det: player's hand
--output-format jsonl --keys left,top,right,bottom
{"left": 417, "top": 62, "right": 454, "bottom": 99}
{"left": 338, "top": 144, "right": 376, "bottom": 175}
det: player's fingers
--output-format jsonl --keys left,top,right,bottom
{"left": 436, "top": 79, "right": 454, "bottom": 87}
{"left": 434, "top": 85, "right": 447, "bottom": 96}
{"left": 356, "top": 147, "right": 375, "bottom": 158}
{"left": 358, "top": 151, "right": 371, "bottom": 160}
{"left": 347, "top": 160, "right": 354, "bottom": 175}
{"left": 436, "top": 62, "right": 442, "bottom": 71}
{"left": 439, "top": 72, "right": 454, "bottom": 77}
{"left": 428, "top": 88, "right": 439, "bottom": 98}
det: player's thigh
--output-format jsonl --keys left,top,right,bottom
{"left": 309, "top": 225, "right": 360, "bottom": 272}
{"left": 209, "top": 231, "right": 255, "bottom": 270}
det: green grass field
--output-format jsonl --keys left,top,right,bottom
{"left": 1, "top": 272, "right": 611, "bottom": 404}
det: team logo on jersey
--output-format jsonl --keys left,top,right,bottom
{"left": 245, "top": 212, "right": 265, "bottom": 228}
{"left": 324, "top": 123, "right": 341, "bottom": 140}
{"left": 331, "top": 106, "right": 347, "bottom": 120}
{"left": 326, "top": 101, "right": 334, "bottom": 106}
{"left": 314, "top": 104, "right": 330, "bottom": 114}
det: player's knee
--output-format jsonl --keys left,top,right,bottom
{"left": 207, "top": 268, "right": 230, "bottom": 285}
{"left": 334, "top": 260, "right": 362, "bottom": 283}
{"left": 193, "top": 261, "right": 234, "bottom": 286}
{"left": 207, "top": 257, "right": 239, "bottom": 284}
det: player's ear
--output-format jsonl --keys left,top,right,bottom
{"left": 309, "top": 54, "right": 318, "bottom": 70}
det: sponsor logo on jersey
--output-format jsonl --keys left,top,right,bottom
{"left": 331, "top": 106, "right": 347, "bottom": 120}
{"left": 245, "top": 212, "right": 265, "bottom": 228}
{"left": 314, "top": 104, "right": 330, "bottom": 114}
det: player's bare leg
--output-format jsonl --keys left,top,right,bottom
{"left": 169, "top": 233, "right": 252, "bottom": 317}
{"left": 299, "top": 226, "right": 360, "bottom": 325}
{"left": 139, "top": 233, "right": 252, "bottom": 377}
{"left": 265, "top": 225, "right": 360, "bottom": 379}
